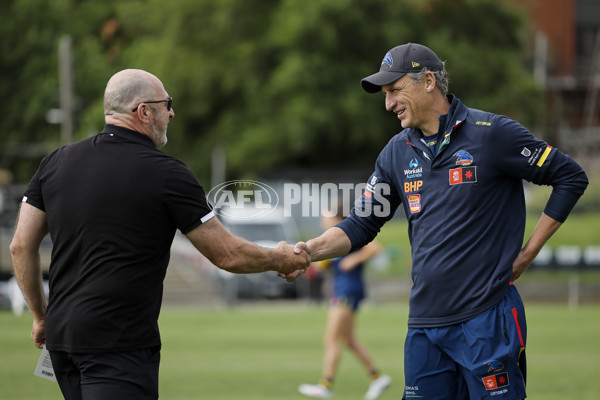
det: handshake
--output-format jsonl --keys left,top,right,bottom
{"left": 210, "top": 224, "right": 348, "bottom": 280}
{"left": 273, "top": 241, "right": 312, "bottom": 282}
{"left": 270, "top": 227, "right": 350, "bottom": 282}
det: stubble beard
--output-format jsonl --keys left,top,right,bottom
{"left": 150, "top": 120, "right": 168, "bottom": 148}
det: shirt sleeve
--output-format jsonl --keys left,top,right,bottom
{"left": 22, "top": 151, "right": 59, "bottom": 212}
{"left": 491, "top": 116, "right": 588, "bottom": 222}
{"left": 337, "top": 142, "right": 402, "bottom": 251}
{"left": 164, "top": 162, "right": 215, "bottom": 234}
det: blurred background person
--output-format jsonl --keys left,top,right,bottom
{"left": 298, "top": 204, "right": 391, "bottom": 400}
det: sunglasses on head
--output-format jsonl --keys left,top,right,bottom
{"left": 131, "top": 97, "right": 172, "bottom": 112}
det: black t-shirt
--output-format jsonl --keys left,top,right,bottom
{"left": 24, "top": 125, "right": 213, "bottom": 352}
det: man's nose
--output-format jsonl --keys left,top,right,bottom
{"left": 385, "top": 94, "right": 394, "bottom": 112}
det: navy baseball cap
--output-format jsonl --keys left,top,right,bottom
{"left": 361, "top": 43, "right": 444, "bottom": 93}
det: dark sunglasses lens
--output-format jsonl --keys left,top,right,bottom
{"left": 166, "top": 99, "right": 172, "bottom": 111}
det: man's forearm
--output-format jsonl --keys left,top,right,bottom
{"left": 512, "top": 212, "right": 562, "bottom": 281}
{"left": 12, "top": 253, "right": 47, "bottom": 320}
{"left": 522, "top": 212, "right": 562, "bottom": 259}
{"left": 10, "top": 203, "right": 49, "bottom": 321}
{"left": 219, "top": 239, "right": 306, "bottom": 274}
{"left": 305, "top": 227, "right": 352, "bottom": 262}
{"left": 186, "top": 217, "right": 309, "bottom": 275}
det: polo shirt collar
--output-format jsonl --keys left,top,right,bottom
{"left": 406, "top": 95, "right": 467, "bottom": 142}
{"left": 101, "top": 124, "right": 156, "bottom": 148}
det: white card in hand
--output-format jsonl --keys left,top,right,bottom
{"left": 34, "top": 346, "right": 57, "bottom": 382}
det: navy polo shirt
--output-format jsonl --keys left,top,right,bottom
{"left": 338, "top": 96, "right": 588, "bottom": 328}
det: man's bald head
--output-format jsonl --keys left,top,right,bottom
{"left": 103, "top": 69, "right": 174, "bottom": 148}
{"left": 104, "top": 69, "right": 164, "bottom": 115}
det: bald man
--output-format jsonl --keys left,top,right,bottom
{"left": 11, "top": 69, "right": 309, "bottom": 400}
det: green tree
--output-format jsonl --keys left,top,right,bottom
{"left": 2, "top": 0, "right": 542, "bottom": 186}
{"left": 1, "top": 0, "right": 121, "bottom": 181}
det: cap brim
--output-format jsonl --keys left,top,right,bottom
{"left": 361, "top": 71, "right": 406, "bottom": 93}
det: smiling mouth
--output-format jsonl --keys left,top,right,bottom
{"left": 396, "top": 109, "right": 406, "bottom": 118}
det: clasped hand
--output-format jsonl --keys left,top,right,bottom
{"left": 276, "top": 241, "right": 312, "bottom": 282}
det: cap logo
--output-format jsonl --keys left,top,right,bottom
{"left": 382, "top": 52, "right": 393, "bottom": 67}
{"left": 412, "top": 61, "right": 420, "bottom": 68}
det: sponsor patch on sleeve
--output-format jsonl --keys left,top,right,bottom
{"left": 523, "top": 145, "right": 553, "bottom": 167}
{"left": 363, "top": 176, "right": 378, "bottom": 198}
{"left": 536, "top": 145, "right": 552, "bottom": 167}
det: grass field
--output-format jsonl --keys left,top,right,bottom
{"left": 1, "top": 302, "right": 599, "bottom": 399}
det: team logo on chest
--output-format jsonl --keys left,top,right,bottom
{"left": 449, "top": 150, "right": 477, "bottom": 185}
{"left": 453, "top": 150, "right": 474, "bottom": 166}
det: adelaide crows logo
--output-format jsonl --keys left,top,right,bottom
{"left": 485, "top": 360, "right": 504, "bottom": 373}
{"left": 454, "top": 150, "right": 474, "bottom": 166}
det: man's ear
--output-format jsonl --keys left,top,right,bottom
{"left": 423, "top": 71, "right": 437, "bottom": 93}
{"left": 136, "top": 104, "right": 152, "bottom": 122}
